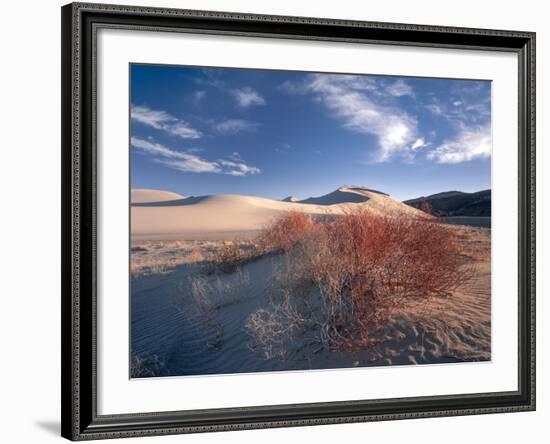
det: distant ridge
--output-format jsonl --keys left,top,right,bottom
{"left": 404, "top": 189, "right": 491, "bottom": 217}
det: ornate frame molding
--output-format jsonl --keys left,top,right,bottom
{"left": 61, "top": 3, "right": 535, "bottom": 440}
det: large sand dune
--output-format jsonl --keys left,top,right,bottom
{"left": 131, "top": 186, "right": 426, "bottom": 240}
{"left": 131, "top": 189, "right": 185, "bottom": 203}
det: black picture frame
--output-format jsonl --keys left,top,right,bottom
{"left": 61, "top": 2, "right": 536, "bottom": 440}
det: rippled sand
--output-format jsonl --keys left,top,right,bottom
{"left": 130, "top": 225, "right": 490, "bottom": 377}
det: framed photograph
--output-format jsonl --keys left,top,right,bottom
{"left": 61, "top": 2, "right": 536, "bottom": 440}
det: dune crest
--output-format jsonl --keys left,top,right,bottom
{"left": 299, "top": 185, "right": 388, "bottom": 205}
{"left": 131, "top": 186, "right": 427, "bottom": 240}
{"left": 131, "top": 189, "right": 185, "bottom": 204}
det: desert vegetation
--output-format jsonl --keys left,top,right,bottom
{"left": 245, "top": 210, "right": 475, "bottom": 357}
{"left": 130, "top": 239, "right": 255, "bottom": 277}
{"left": 131, "top": 205, "right": 489, "bottom": 375}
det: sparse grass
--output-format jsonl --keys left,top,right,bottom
{"left": 210, "top": 241, "right": 257, "bottom": 274}
{"left": 131, "top": 239, "right": 262, "bottom": 278}
{"left": 207, "top": 212, "right": 325, "bottom": 275}
{"left": 247, "top": 209, "right": 475, "bottom": 354}
{"left": 131, "top": 240, "right": 227, "bottom": 277}
{"left": 187, "top": 269, "right": 251, "bottom": 349}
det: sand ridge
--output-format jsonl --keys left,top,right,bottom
{"left": 131, "top": 189, "right": 185, "bottom": 203}
{"left": 131, "top": 186, "right": 427, "bottom": 240}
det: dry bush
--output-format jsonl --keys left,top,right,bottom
{"left": 190, "top": 275, "right": 224, "bottom": 348}
{"left": 209, "top": 241, "right": 259, "bottom": 274}
{"left": 208, "top": 213, "right": 322, "bottom": 274}
{"left": 246, "top": 288, "right": 307, "bottom": 360}
{"left": 256, "top": 211, "right": 322, "bottom": 254}
{"left": 207, "top": 213, "right": 320, "bottom": 274}
{"left": 188, "top": 269, "right": 251, "bottom": 348}
{"left": 310, "top": 209, "right": 472, "bottom": 350}
{"left": 247, "top": 209, "right": 474, "bottom": 355}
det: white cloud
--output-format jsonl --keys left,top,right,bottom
{"left": 305, "top": 74, "right": 420, "bottom": 161}
{"left": 422, "top": 82, "right": 492, "bottom": 163}
{"left": 213, "top": 119, "right": 260, "bottom": 134}
{"left": 219, "top": 160, "right": 261, "bottom": 176}
{"left": 411, "top": 138, "right": 427, "bottom": 150}
{"left": 280, "top": 74, "right": 491, "bottom": 164}
{"left": 427, "top": 124, "right": 491, "bottom": 163}
{"left": 131, "top": 105, "right": 201, "bottom": 139}
{"left": 232, "top": 87, "right": 266, "bottom": 108}
{"left": 385, "top": 79, "right": 415, "bottom": 98}
{"left": 131, "top": 137, "right": 260, "bottom": 175}
{"left": 131, "top": 137, "right": 219, "bottom": 173}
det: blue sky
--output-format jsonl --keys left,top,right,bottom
{"left": 130, "top": 64, "right": 491, "bottom": 201}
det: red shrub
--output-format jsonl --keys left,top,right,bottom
{"left": 256, "top": 211, "right": 321, "bottom": 253}
{"left": 248, "top": 208, "right": 473, "bottom": 354}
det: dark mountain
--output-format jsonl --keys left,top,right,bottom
{"left": 404, "top": 189, "right": 491, "bottom": 217}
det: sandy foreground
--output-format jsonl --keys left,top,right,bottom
{"left": 130, "top": 187, "right": 491, "bottom": 375}
{"left": 131, "top": 226, "right": 490, "bottom": 372}
{"left": 370, "top": 226, "right": 491, "bottom": 364}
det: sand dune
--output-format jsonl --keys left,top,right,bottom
{"left": 131, "top": 189, "right": 185, "bottom": 203}
{"left": 299, "top": 185, "right": 388, "bottom": 205}
{"left": 131, "top": 186, "right": 427, "bottom": 240}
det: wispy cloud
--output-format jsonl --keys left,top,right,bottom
{"left": 427, "top": 124, "right": 491, "bottom": 164}
{"left": 423, "top": 81, "right": 491, "bottom": 163}
{"left": 213, "top": 119, "right": 260, "bottom": 134}
{"left": 274, "top": 142, "right": 293, "bottom": 153}
{"left": 304, "top": 74, "right": 421, "bottom": 162}
{"left": 425, "top": 103, "right": 444, "bottom": 116}
{"left": 195, "top": 69, "right": 226, "bottom": 89}
{"left": 219, "top": 160, "right": 261, "bottom": 176}
{"left": 280, "top": 75, "right": 491, "bottom": 164}
{"left": 385, "top": 79, "right": 415, "bottom": 98}
{"left": 131, "top": 137, "right": 261, "bottom": 176}
{"left": 131, "top": 105, "right": 202, "bottom": 139}
{"left": 411, "top": 138, "right": 427, "bottom": 151}
{"left": 192, "top": 90, "right": 206, "bottom": 105}
{"left": 425, "top": 82, "right": 491, "bottom": 126}
{"left": 232, "top": 87, "right": 266, "bottom": 108}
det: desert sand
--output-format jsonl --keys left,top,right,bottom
{"left": 131, "top": 186, "right": 426, "bottom": 240}
{"left": 131, "top": 226, "right": 490, "bottom": 376}
{"left": 130, "top": 186, "right": 490, "bottom": 377}
{"left": 131, "top": 188, "right": 185, "bottom": 203}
